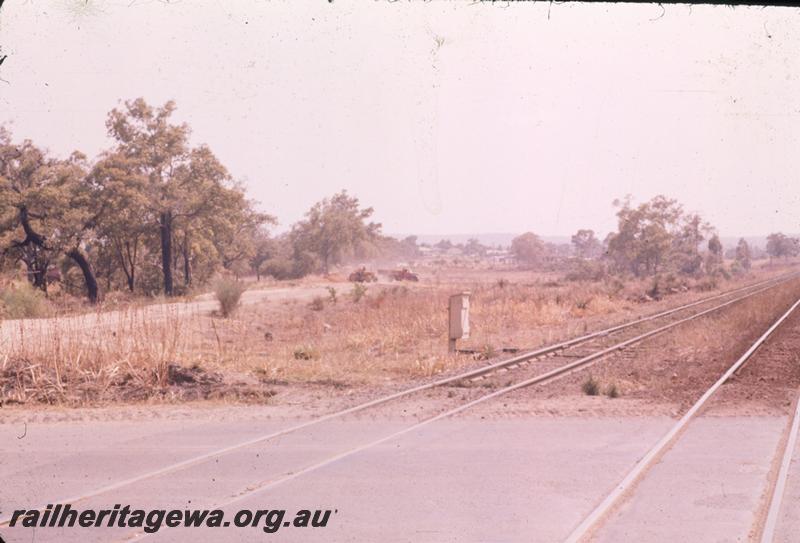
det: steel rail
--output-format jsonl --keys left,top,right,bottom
{"left": 0, "top": 272, "right": 795, "bottom": 528}
{"left": 123, "top": 276, "right": 799, "bottom": 542}
{"left": 760, "top": 392, "right": 800, "bottom": 543}
{"left": 564, "top": 295, "right": 800, "bottom": 543}
{"left": 452, "top": 272, "right": 795, "bottom": 381}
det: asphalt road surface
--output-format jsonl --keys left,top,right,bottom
{"left": 2, "top": 407, "right": 795, "bottom": 542}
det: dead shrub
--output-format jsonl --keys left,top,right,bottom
{"left": 368, "top": 289, "right": 392, "bottom": 309}
{"left": 582, "top": 376, "right": 600, "bottom": 396}
{"left": 474, "top": 344, "right": 497, "bottom": 361}
{"left": 0, "top": 281, "right": 50, "bottom": 319}
{"left": 606, "top": 383, "right": 620, "bottom": 398}
{"left": 694, "top": 277, "right": 718, "bottom": 292}
{"left": 606, "top": 277, "right": 626, "bottom": 296}
{"left": 293, "top": 345, "right": 319, "bottom": 360}
{"left": 215, "top": 278, "right": 245, "bottom": 317}
{"left": 646, "top": 277, "right": 663, "bottom": 300}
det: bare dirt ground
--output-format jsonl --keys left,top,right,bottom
{"left": 461, "top": 277, "right": 800, "bottom": 419}
{"left": 708, "top": 305, "right": 800, "bottom": 415}
{"left": 0, "top": 269, "right": 795, "bottom": 431}
{"left": 2, "top": 269, "right": 800, "bottom": 542}
{"left": 1, "top": 266, "right": 792, "bottom": 406}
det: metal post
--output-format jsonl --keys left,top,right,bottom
{"left": 448, "top": 338, "right": 457, "bottom": 353}
{"left": 448, "top": 292, "right": 470, "bottom": 353}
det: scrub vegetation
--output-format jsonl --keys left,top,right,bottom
{"left": 1, "top": 99, "right": 798, "bottom": 406}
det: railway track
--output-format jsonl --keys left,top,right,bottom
{"left": 564, "top": 293, "right": 800, "bottom": 543}
{"left": 761, "top": 390, "right": 800, "bottom": 543}
{"left": 2, "top": 272, "right": 800, "bottom": 542}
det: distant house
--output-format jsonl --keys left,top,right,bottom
{"left": 486, "top": 248, "right": 515, "bottom": 265}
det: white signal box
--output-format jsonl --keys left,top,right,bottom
{"left": 448, "top": 292, "right": 470, "bottom": 352}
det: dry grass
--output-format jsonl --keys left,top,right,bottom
{"left": 539, "top": 277, "right": 800, "bottom": 412}
{"left": 0, "top": 265, "right": 793, "bottom": 405}
{"left": 1, "top": 307, "right": 205, "bottom": 404}
{"left": 0, "top": 281, "right": 51, "bottom": 319}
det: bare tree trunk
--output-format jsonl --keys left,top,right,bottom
{"left": 160, "top": 211, "right": 174, "bottom": 296}
{"left": 67, "top": 248, "right": 99, "bottom": 304}
{"left": 114, "top": 238, "right": 138, "bottom": 292}
{"left": 126, "top": 239, "right": 138, "bottom": 292}
{"left": 20, "top": 248, "right": 49, "bottom": 292}
{"left": 26, "top": 259, "right": 48, "bottom": 291}
{"left": 18, "top": 207, "right": 49, "bottom": 292}
{"left": 126, "top": 242, "right": 136, "bottom": 292}
{"left": 183, "top": 229, "right": 192, "bottom": 287}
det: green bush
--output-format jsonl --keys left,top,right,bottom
{"left": 326, "top": 287, "right": 338, "bottom": 304}
{"left": 262, "top": 258, "right": 296, "bottom": 280}
{"left": 0, "top": 281, "right": 49, "bottom": 319}
{"left": 694, "top": 277, "right": 718, "bottom": 292}
{"left": 351, "top": 283, "right": 367, "bottom": 303}
{"left": 309, "top": 296, "right": 325, "bottom": 311}
{"left": 565, "top": 259, "right": 607, "bottom": 282}
{"left": 291, "top": 250, "right": 319, "bottom": 278}
{"left": 214, "top": 278, "right": 245, "bottom": 317}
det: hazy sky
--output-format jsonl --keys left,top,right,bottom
{"left": 1, "top": 1, "right": 799, "bottom": 238}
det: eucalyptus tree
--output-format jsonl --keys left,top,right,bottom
{"left": 734, "top": 238, "right": 752, "bottom": 270}
{"left": 616, "top": 196, "right": 683, "bottom": 276}
{"left": 104, "top": 98, "right": 260, "bottom": 295}
{"left": 705, "top": 234, "right": 724, "bottom": 274}
{"left": 204, "top": 186, "right": 275, "bottom": 278}
{"left": 0, "top": 129, "right": 101, "bottom": 301}
{"left": 105, "top": 98, "right": 191, "bottom": 295}
{"left": 90, "top": 149, "right": 152, "bottom": 292}
{"left": 290, "top": 191, "right": 381, "bottom": 274}
{"left": 766, "top": 233, "right": 799, "bottom": 261}
{"left": 0, "top": 131, "right": 52, "bottom": 290}
{"left": 672, "top": 213, "right": 712, "bottom": 275}
{"left": 571, "top": 229, "right": 602, "bottom": 259}
{"left": 510, "top": 232, "right": 545, "bottom": 268}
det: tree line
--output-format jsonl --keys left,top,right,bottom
{"left": 0, "top": 98, "right": 385, "bottom": 303}
{"left": 3, "top": 101, "right": 796, "bottom": 305}
{"left": 511, "top": 195, "right": 798, "bottom": 278}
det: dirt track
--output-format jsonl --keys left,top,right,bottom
{"left": 0, "top": 282, "right": 338, "bottom": 348}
